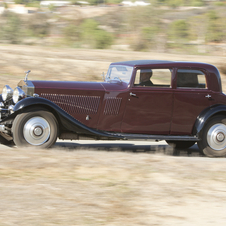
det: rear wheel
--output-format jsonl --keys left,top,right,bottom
{"left": 198, "top": 115, "right": 226, "bottom": 157}
{"left": 166, "top": 140, "right": 195, "bottom": 149}
{"left": 12, "top": 109, "right": 58, "bottom": 148}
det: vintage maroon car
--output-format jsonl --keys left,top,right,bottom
{"left": 0, "top": 60, "right": 226, "bottom": 157}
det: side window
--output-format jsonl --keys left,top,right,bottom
{"left": 134, "top": 69, "right": 172, "bottom": 88}
{"left": 177, "top": 69, "right": 207, "bottom": 89}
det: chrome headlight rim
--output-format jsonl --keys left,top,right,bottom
{"left": 13, "top": 87, "right": 26, "bottom": 104}
{"left": 2, "top": 85, "right": 13, "bottom": 102}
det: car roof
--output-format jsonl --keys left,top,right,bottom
{"left": 110, "top": 60, "right": 215, "bottom": 68}
{"left": 111, "top": 60, "right": 172, "bottom": 67}
{"left": 110, "top": 60, "right": 222, "bottom": 93}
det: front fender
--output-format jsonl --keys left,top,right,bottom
{"left": 193, "top": 104, "right": 226, "bottom": 138}
{"left": 3, "top": 97, "right": 122, "bottom": 139}
{"left": 14, "top": 96, "right": 62, "bottom": 113}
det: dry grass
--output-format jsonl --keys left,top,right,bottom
{"left": 1, "top": 45, "right": 226, "bottom": 225}
{"left": 0, "top": 145, "right": 226, "bottom": 225}
{"left": 0, "top": 44, "right": 226, "bottom": 91}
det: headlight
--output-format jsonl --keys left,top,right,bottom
{"left": 2, "top": 85, "right": 13, "bottom": 101}
{"left": 13, "top": 87, "right": 25, "bottom": 104}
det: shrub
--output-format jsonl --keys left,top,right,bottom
{"left": 168, "top": 19, "right": 189, "bottom": 40}
{"left": 26, "top": 13, "right": 50, "bottom": 38}
{"left": 95, "top": 29, "right": 113, "bottom": 49}
{"left": 63, "top": 24, "right": 81, "bottom": 44}
{"left": 0, "top": 12, "right": 22, "bottom": 44}
{"left": 80, "top": 19, "right": 113, "bottom": 49}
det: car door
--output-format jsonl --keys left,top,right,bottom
{"left": 121, "top": 68, "right": 174, "bottom": 135}
{"left": 170, "top": 68, "right": 212, "bottom": 135}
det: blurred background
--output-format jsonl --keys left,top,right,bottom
{"left": 0, "top": 0, "right": 226, "bottom": 87}
{"left": 0, "top": 0, "right": 226, "bottom": 52}
{"left": 1, "top": 2, "right": 226, "bottom": 225}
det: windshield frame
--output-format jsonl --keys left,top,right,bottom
{"left": 105, "top": 65, "right": 134, "bottom": 84}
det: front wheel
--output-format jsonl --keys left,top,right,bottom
{"left": 12, "top": 109, "right": 58, "bottom": 148}
{"left": 198, "top": 115, "right": 226, "bottom": 157}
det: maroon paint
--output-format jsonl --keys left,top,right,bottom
{"left": 121, "top": 87, "right": 173, "bottom": 134}
{"left": 170, "top": 89, "right": 212, "bottom": 135}
{"left": 31, "top": 60, "right": 223, "bottom": 136}
{"left": 33, "top": 81, "right": 105, "bottom": 129}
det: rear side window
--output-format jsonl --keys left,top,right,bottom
{"left": 177, "top": 69, "right": 207, "bottom": 89}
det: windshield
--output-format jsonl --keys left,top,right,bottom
{"left": 106, "top": 65, "right": 133, "bottom": 84}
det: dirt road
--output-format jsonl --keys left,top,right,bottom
{"left": 0, "top": 141, "right": 226, "bottom": 226}
{"left": 1, "top": 45, "right": 226, "bottom": 225}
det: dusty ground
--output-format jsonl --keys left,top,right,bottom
{"left": 0, "top": 44, "right": 226, "bottom": 91}
{"left": 0, "top": 141, "right": 226, "bottom": 226}
{"left": 1, "top": 45, "right": 226, "bottom": 225}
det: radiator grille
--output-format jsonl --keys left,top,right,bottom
{"left": 41, "top": 93, "right": 100, "bottom": 114}
{"left": 104, "top": 97, "right": 122, "bottom": 115}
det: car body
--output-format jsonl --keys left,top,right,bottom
{"left": 1, "top": 60, "right": 226, "bottom": 157}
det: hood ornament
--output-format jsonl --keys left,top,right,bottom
{"left": 24, "top": 70, "right": 31, "bottom": 81}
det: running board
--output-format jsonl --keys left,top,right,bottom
{"left": 106, "top": 133, "right": 200, "bottom": 141}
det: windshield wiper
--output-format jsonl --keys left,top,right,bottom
{"left": 114, "top": 77, "right": 122, "bottom": 82}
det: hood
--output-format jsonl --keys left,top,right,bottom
{"left": 31, "top": 80, "right": 129, "bottom": 94}
{"left": 31, "top": 81, "right": 106, "bottom": 99}
{"left": 18, "top": 80, "right": 129, "bottom": 97}
{"left": 31, "top": 81, "right": 105, "bottom": 92}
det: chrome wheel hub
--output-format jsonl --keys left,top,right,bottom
{"left": 33, "top": 126, "right": 43, "bottom": 136}
{"left": 216, "top": 132, "right": 225, "bottom": 142}
{"left": 23, "top": 117, "right": 50, "bottom": 145}
{"left": 207, "top": 123, "right": 226, "bottom": 151}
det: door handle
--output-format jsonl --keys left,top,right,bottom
{"left": 130, "top": 92, "right": 136, "bottom": 97}
{"left": 205, "top": 94, "right": 212, "bottom": 99}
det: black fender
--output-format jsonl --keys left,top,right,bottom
{"left": 193, "top": 104, "right": 226, "bottom": 138}
{"left": 2, "top": 97, "right": 122, "bottom": 139}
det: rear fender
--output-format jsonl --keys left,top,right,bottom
{"left": 193, "top": 104, "right": 226, "bottom": 138}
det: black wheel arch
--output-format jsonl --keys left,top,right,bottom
{"left": 193, "top": 104, "right": 226, "bottom": 139}
{"left": 3, "top": 97, "right": 121, "bottom": 140}
{"left": 11, "top": 97, "right": 64, "bottom": 133}
{"left": 13, "top": 97, "right": 95, "bottom": 135}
